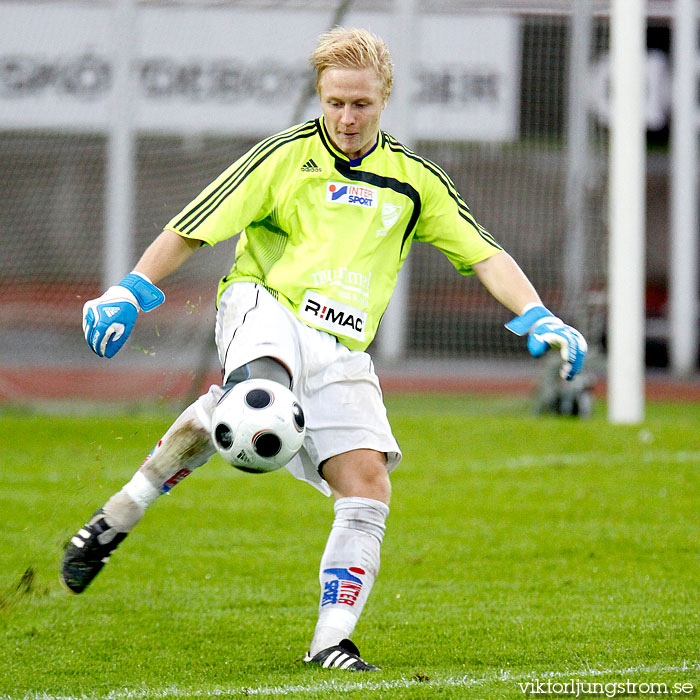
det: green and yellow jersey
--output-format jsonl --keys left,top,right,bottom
{"left": 165, "top": 117, "right": 501, "bottom": 351}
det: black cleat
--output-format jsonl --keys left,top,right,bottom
{"left": 303, "top": 638, "right": 380, "bottom": 671}
{"left": 61, "top": 509, "right": 128, "bottom": 594}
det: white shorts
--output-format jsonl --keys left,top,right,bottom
{"left": 214, "top": 282, "right": 401, "bottom": 496}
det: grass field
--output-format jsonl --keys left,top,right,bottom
{"left": 1, "top": 394, "right": 698, "bottom": 699}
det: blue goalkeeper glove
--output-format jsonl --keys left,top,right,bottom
{"left": 82, "top": 272, "right": 164, "bottom": 358}
{"left": 505, "top": 304, "right": 588, "bottom": 381}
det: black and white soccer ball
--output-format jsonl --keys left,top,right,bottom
{"left": 211, "top": 378, "right": 306, "bottom": 473}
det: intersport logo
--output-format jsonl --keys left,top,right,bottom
{"left": 326, "top": 182, "right": 377, "bottom": 208}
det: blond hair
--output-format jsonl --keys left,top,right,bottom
{"left": 309, "top": 27, "right": 394, "bottom": 105}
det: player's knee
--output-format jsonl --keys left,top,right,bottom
{"left": 224, "top": 356, "right": 292, "bottom": 388}
{"left": 193, "top": 367, "right": 291, "bottom": 434}
{"left": 322, "top": 451, "right": 391, "bottom": 504}
{"left": 356, "top": 470, "right": 391, "bottom": 504}
{"left": 194, "top": 384, "right": 227, "bottom": 433}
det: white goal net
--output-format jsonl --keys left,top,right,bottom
{"left": 0, "top": 0, "right": 618, "bottom": 403}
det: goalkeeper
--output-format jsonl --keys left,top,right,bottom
{"left": 62, "top": 27, "right": 586, "bottom": 671}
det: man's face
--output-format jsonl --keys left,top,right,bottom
{"left": 319, "top": 68, "right": 386, "bottom": 160}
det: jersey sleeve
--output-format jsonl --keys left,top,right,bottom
{"left": 163, "top": 137, "right": 281, "bottom": 246}
{"left": 414, "top": 166, "right": 502, "bottom": 274}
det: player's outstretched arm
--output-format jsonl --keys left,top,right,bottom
{"left": 83, "top": 230, "right": 201, "bottom": 358}
{"left": 472, "top": 251, "right": 587, "bottom": 380}
{"left": 133, "top": 229, "right": 201, "bottom": 285}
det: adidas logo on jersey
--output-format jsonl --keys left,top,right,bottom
{"left": 301, "top": 158, "right": 322, "bottom": 173}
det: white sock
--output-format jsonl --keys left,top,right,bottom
{"left": 309, "top": 497, "right": 389, "bottom": 655}
{"left": 102, "top": 473, "right": 157, "bottom": 532}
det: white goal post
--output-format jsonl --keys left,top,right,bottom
{"left": 104, "top": 0, "right": 137, "bottom": 286}
{"left": 669, "top": 0, "right": 700, "bottom": 377}
{"left": 607, "top": 0, "right": 646, "bottom": 424}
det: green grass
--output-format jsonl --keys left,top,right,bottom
{"left": 1, "top": 395, "right": 699, "bottom": 699}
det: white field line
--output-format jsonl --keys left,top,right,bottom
{"left": 6, "top": 661, "right": 698, "bottom": 700}
{"left": 498, "top": 448, "right": 700, "bottom": 470}
{"left": 3, "top": 449, "right": 698, "bottom": 486}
